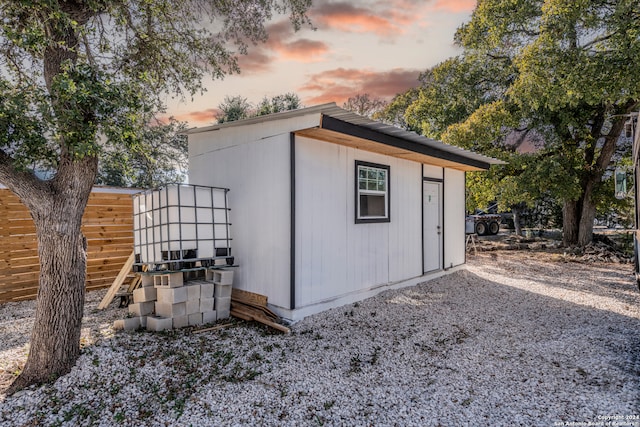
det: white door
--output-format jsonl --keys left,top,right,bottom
{"left": 423, "top": 181, "right": 443, "bottom": 272}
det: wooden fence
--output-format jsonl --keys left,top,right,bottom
{"left": 0, "top": 187, "right": 137, "bottom": 303}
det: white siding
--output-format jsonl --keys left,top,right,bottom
{"left": 423, "top": 164, "right": 444, "bottom": 180}
{"left": 189, "top": 128, "right": 292, "bottom": 308}
{"left": 444, "top": 168, "right": 466, "bottom": 268}
{"left": 294, "top": 136, "right": 422, "bottom": 308}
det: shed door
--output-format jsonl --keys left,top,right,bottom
{"left": 423, "top": 181, "right": 443, "bottom": 272}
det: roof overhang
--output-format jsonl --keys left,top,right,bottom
{"left": 186, "top": 103, "right": 505, "bottom": 171}
{"left": 294, "top": 114, "right": 494, "bottom": 172}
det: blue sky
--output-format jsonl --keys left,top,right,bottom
{"left": 166, "top": 0, "right": 476, "bottom": 126}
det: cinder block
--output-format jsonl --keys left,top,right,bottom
{"left": 202, "top": 310, "right": 217, "bottom": 324}
{"left": 113, "top": 317, "right": 140, "bottom": 330}
{"left": 214, "top": 258, "right": 227, "bottom": 266}
{"left": 205, "top": 269, "right": 215, "bottom": 281}
{"left": 186, "top": 283, "right": 201, "bottom": 301}
{"left": 216, "top": 307, "right": 230, "bottom": 320}
{"left": 156, "top": 287, "right": 188, "bottom": 304}
{"left": 188, "top": 312, "right": 203, "bottom": 326}
{"left": 214, "top": 283, "right": 232, "bottom": 298}
{"left": 172, "top": 315, "right": 189, "bottom": 329}
{"left": 147, "top": 316, "right": 173, "bottom": 332}
{"left": 186, "top": 299, "right": 200, "bottom": 315}
{"left": 139, "top": 316, "right": 147, "bottom": 328}
{"left": 215, "top": 296, "right": 231, "bottom": 311}
{"left": 213, "top": 270, "right": 234, "bottom": 285}
{"left": 141, "top": 275, "right": 154, "bottom": 288}
{"left": 200, "top": 282, "right": 214, "bottom": 298}
{"left": 153, "top": 272, "right": 184, "bottom": 288}
{"left": 200, "top": 297, "right": 214, "bottom": 312}
{"left": 133, "top": 287, "right": 157, "bottom": 303}
{"left": 128, "top": 301, "right": 155, "bottom": 317}
{"left": 155, "top": 301, "right": 186, "bottom": 317}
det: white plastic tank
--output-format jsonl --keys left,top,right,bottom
{"left": 133, "top": 184, "right": 231, "bottom": 265}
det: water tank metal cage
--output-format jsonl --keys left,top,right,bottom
{"left": 133, "top": 184, "right": 232, "bottom": 271}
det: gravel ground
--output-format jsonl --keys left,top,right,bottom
{"left": 0, "top": 251, "right": 639, "bottom": 426}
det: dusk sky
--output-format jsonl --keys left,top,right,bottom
{"left": 166, "top": 0, "right": 477, "bottom": 127}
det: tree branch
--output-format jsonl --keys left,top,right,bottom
{"left": 0, "top": 149, "right": 50, "bottom": 208}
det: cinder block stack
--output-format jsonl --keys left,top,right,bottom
{"left": 207, "top": 269, "right": 233, "bottom": 320}
{"left": 113, "top": 269, "right": 234, "bottom": 331}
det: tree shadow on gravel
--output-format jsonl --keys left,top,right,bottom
{"left": 0, "top": 263, "right": 638, "bottom": 426}
{"left": 469, "top": 252, "right": 639, "bottom": 308}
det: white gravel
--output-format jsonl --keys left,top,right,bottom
{"left": 1, "top": 251, "right": 639, "bottom": 426}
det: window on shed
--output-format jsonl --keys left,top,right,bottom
{"left": 356, "top": 161, "right": 390, "bottom": 223}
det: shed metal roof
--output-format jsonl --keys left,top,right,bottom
{"left": 186, "top": 103, "right": 505, "bottom": 171}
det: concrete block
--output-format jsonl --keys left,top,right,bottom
{"left": 202, "top": 310, "right": 217, "bottom": 324}
{"left": 200, "top": 282, "right": 214, "bottom": 298}
{"left": 215, "top": 296, "right": 231, "bottom": 311}
{"left": 128, "top": 301, "right": 154, "bottom": 317}
{"left": 172, "top": 315, "right": 189, "bottom": 329}
{"left": 147, "top": 316, "right": 173, "bottom": 332}
{"left": 141, "top": 275, "right": 154, "bottom": 287}
{"left": 186, "top": 283, "right": 201, "bottom": 301}
{"left": 216, "top": 307, "right": 230, "bottom": 320}
{"left": 186, "top": 299, "right": 200, "bottom": 315}
{"left": 113, "top": 317, "right": 140, "bottom": 331}
{"left": 214, "top": 283, "right": 232, "bottom": 298}
{"left": 133, "top": 287, "right": 157, "bottom": 303}
{"left": 213, "top": 270, "right": 234, "bottom": 285}
{"left": 155, "top": 301, "right": 186, "bottom": 317}
{"left": 200, "top": 297, "right": 214, "bottom": 312}
{"left": 153, "top": 272, "right": 184, "bottom": 288}
{"left": 139, "top": 316, "right": 147, "bottom": 328}
{"left": 188, "top": 312, "right": 203, "bottom": 326}
{"left": 156, "top": 287, "right": 188, "bottom": 304}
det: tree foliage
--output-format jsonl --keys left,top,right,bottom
{"left": 0, "top": 0, "right": 311, "bottom": 394}
{"left": 256, "top": 92, "right": 302, "bottom": 116}
{"left": 387, "top": 0, "right": 640, "bottom": 244}
{"left": 96, "top": 118, "right": 188, "bottom": 188}
{"left": 216, "top": 92, "right": 302, "bottom": 123}
{"left": 342, "top": 93, "right": 388, "bottom": 119}
{"left": 216, "top": 95, "right": 253, "bottom": 123}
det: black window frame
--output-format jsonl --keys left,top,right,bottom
{"left": 355, "top": 160, "right": 391, "bottom": 224}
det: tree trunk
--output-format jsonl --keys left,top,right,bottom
{"left": 512, "top": 206, "right": 523, "bottom": 236}
{"left": 562, "top": 176, "right": 601, "bottom": 247}
{"left": 562, "top": 199, "right": 580, "bottom": 246}
{"left": 6, "top": 156, "right": 97, "bottom": 394}
{"left": 578, "top": 182, "right": 597, "bottom": 247}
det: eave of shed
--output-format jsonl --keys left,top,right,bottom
{"left": 185, "top": 103, "right": 504, "bottom": 171}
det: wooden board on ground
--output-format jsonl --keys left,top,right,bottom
{"left": 193, "top": 323, "right": 233, "bottom": 334}
{"left": 229, "top": 289, "right": 290, "bottom": 334}
{"left": 97, "top": 252, "right": 135, "bottom": 309}
{"left": 231, "top": 288, "right": 268, "bottom": 307}
{"left": 230, "top": 305, "right": 290, "bottom": 334}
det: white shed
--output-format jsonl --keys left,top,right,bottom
{"left": 188, "top": 103, "right": 501, "bottom": 322}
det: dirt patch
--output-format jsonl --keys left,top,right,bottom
{"left": 470, "top": 231, "right": 634, "bottom": 264}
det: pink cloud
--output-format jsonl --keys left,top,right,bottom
{"left": 165, "top": 109, "right": 220, "bottom": 126}
{"left": 299, "top": 67, "right": 420, "bottom": 106}
{"left": 275, "top": 39, "right": 330, "bottom": 62}
{"left": 236, "top": 21, "right": 330, "bottom": 73}
{"left": 237, "top": 51, "right": 273, "bottom": 74}
{"left": 311, "top": 2, "right": 409, "bottom": 36}
{"left": 309, "top": 1, "right": 438, "bottom": 38}
{"left": 432, "top": 0, "right": 476, "bottom": 13}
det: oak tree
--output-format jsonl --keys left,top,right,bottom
{"left": 391, "top": 0, "right": 640, "bottom": 246}
{"left": 0, "top": 0, "right": 311, "bottom": 394}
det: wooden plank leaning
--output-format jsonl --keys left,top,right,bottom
{"left": 97, "top": 252, "right": 135, "bottom": 310}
